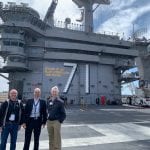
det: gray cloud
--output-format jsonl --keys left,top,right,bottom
{"left": 96, "top": 1, "right": 150, "bottom": 38}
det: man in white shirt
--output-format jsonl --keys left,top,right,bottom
{"left": 23, "top": 88, "right": 47, "bottom": 150}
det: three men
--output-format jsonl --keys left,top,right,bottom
{"left": 23, "top": 88, "right": 47, "bottom": 150}
{"left": 0, "top": 89, "right": 24, "bottom": 150}
{"left": 47, "top": 86, "right": 66, "bottom": 150}
{"left": 0, "top": 86, "right": 66, "bottom": 150}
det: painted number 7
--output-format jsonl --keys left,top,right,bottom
{"left": 63, "top": 63, "right": 77, "bottom": 93}
{"left": 63, "top": 63, "right": 90, "bottom": 94}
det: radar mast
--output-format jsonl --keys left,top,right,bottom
{"left": 73, "top": 0, "right": 110, "bottom": 32}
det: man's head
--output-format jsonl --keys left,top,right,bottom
{"left": 34, "top": 88, "right": 41, "bottom": 99}
{"left": 51, "top": 86, "right": 59, "bottom": 98}
{"left": 9, "top": 89, "right": 18, "bottom": 101}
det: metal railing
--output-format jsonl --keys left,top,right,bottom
{"left": 54, "top": 20, "right": 125, "bottom": 38}
{"left": 54, "top": 20, "right": 85, "bottom": 32}
{"left": 98, "top": 31, "right": 125, "bottom": 38}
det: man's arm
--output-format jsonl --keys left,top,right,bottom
{"left": 0, "top": 101, "right": 8, "bottom": 131}
{"left": 42, "top": 100, "right": 47, "bottom": 125}
{"left": 59, "top": 103, "right": 66, "bottom": 123}
{"left": 20, "top": 102, "right": 25, "bottom": 125}
{"left": 24, "top": 101, "right": 28, "bottom": 123}
{"left": 22, "top": 100, "right": 30, "bottom": 128}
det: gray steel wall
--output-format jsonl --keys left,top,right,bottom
{"left": 9, "top": 60, "right": 121, "bottom": 104}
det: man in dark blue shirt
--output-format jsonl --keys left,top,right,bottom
{"left": 47, "top": 86, "right": 66, "bottom": 150}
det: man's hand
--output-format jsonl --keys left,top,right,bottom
{"left": 0, "top": 127, "right": 2, "bottom": 132}
{"left": 42, "top": 124, "right": 45, "bottom": 128}
{"left": 22, "top": 123, "right": 26, "bottom": 129}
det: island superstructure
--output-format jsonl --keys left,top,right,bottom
{"left": 0, "top": 0, "right": 138, "bottom": 104}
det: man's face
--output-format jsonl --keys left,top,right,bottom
{"left": 9, "top": 90, "right": 18, "bottom": 101}
{"left": 34, "top": 89, "right": 41, "bottom": 98}
{"left": 51, "top": 89, "right": 58, "bottom": 97}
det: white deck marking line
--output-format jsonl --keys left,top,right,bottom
{"left": 6, "top": 122, "right": 150, "bottom": 149}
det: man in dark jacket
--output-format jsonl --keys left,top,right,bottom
{"left": 47, "top": 86, "right": 66, "bottom": 150}
{"left": 0, "top": 89, "right": 24, "bottom": 150}
{"left": 23, "top": 88, "right": 47, "bottom": 150}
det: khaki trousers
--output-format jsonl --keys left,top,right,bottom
{"left": 47, "top": 120, "right": 61, "bottom": 150}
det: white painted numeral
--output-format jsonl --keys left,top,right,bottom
{"left": 63, "top": 63, "right": 77, "bottom": 93}
{"left": 85, "top": 64, "right": 90, "bottom": 93}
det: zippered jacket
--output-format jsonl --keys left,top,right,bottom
{"left": 0, "top": 99, "right": 25, "bottom": 127}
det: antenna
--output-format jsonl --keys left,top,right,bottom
{"left": 134, "top": 27, "right": 147, "bottom": 38}
{"left": 44, "top": 0, "right": 58, "bottom": 26}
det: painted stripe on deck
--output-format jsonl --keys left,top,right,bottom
{"left": 6, "top": 122, "right": 150, "bottom": 149}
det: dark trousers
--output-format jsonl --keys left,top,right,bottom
{"left": 0, "top": 123, "right": 19, "bottom": 150}
{"left": 23, "top": 118, "right": 42, "bottom": 150}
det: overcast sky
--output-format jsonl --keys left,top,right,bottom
{"left": 0, "top": 0, "right": 150, "bottom": 94}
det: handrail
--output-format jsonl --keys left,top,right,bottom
{"left": 54, "top": 20, "right": 125, "bottom": 37}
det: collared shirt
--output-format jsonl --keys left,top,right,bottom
{"left": 30, "top": 98, "right": 40, "bottom": 118}
{"left": 48, "top": 97, "right": 56, "bottom": 108}
{"left": 51, "top": 97, "right": 57, "bottom": 101}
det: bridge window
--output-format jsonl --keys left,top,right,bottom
{"left": 3, "top": 41, "right": 11, "bottom": 46}
{"left": 11, "top": 41, "right": 18, "bottom": 46}
{"left": 3, "top": 40, "right": 24, "bottom": 47}
{"left": 19, "top": 42, "right": 24, "bottom": 47}
{"left": 9, "top": 56, "right": 26, "bottom": 63}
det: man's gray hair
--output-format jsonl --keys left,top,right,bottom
{"left": 51, "top": 86, "right": 59, "bottom": 93}
{"left": 34, "top": 88, "right": 41, "bottom": 92}
{"left": 9, "top": 89, "right": 18, "bottom": 95}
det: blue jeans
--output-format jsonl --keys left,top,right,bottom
{"left": 0, "top": 123, "right": 19, "bottom": 150}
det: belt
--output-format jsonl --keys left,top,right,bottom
{"left": 6, "top": 121, "right": 17, "bottom": 124}
{"left": 29, "top": 117, "right": 40, "bottom": 120}
{"left": 48, "top": 119, "right": 58, "bottom": 121}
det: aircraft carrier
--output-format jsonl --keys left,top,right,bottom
{"left": 0, "top": 0, "right": 138, "bottom": 104}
